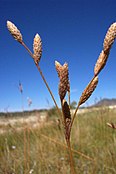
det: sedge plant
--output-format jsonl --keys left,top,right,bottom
{"left": 7, "top": 21, "right": 116, "bottom": 174}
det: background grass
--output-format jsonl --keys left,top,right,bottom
{"left": 0, "top": 107, "right": 116, "bottom": 174}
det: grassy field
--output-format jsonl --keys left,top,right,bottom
{"left": 0, "top": 107, "right": 116, "bottom": 174}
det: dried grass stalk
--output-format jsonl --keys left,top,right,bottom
{"left": 7, "top": 21, "right": 23, "bottom": 43}
{"left": 103, "top": 22, "right": 116, "bottom": 54}
{"left": 62, "top": 99, "right": 71, "bottom": 120}
{"left": 55, "top": 61, "right": 70, "bottom": 101}
{"left": 79, "top": 76, "right": 98, "bottom": 106}
{"left": 33, "top": 33, "right": 42, "bottom": 64}
{"left": 94, "top": 50, "right": 108, "bottom": 76}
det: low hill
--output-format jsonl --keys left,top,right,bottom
{"left": 93, "top": 98, "right": 116, "bottom": 107}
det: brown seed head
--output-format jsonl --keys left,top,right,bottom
{"left": 62, "top": 99, "right": 71, "bottom": 120}
{"left": 7, "top": 21, "right": 23, "bottom": 43}
{"left": 58, "top": 62, "right": 70, "bottom": 101}
{"left": 103, "top": 22, "right": 116, "bottom": 54}
{"left": 33, "top": 33, "right": 42, "bottom": 64}
{"left": 94, "top": 50, "right": 109, "bottom": 76}
{"left": 62, "top": 99, "right": 71, "bottom": 141}
{"left": 79, "top": 76, "right": 98, "bottom": 106}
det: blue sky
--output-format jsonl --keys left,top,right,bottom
{"left": 0, "top": 0, "right": 116, "bottom": 112}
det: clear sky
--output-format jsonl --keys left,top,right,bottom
{"left": 0, "top": 0, "right": 116, "bottom": 112}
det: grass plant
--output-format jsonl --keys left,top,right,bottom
{"left": 5, "top": 21, "right": 116, "bottom": 173}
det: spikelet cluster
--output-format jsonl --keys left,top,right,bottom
{"left": 94, "top": 23, "right": 116, "bottom": 76}
{"left": 94, "top": 51, "right": 109, "bottom": 76}
{"left": 7, "top": 21, "right": 23, "bottom": 43}
{"left": 55, "top": 61, "right": 70, "bottom": 101}
{"left": 33, "top": 34, "right": 42, "bottom": 64}
{"left": 62, "top": 99, "right": 71, "bottom": 120}
{"left": 62, "top": 100, "right": 71, "bottom": 141}
{"left": 79, "top": 76, "right": 98, "bottom": 106}
{"left": 103, "top": 23, "right": 116, "bottom": 54}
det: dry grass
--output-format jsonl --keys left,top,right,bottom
{"left": 0, "top": 108, "right": 116, "bottom": 173}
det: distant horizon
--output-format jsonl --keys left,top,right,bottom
{"left": 1, "top": 97, "right": 116, "bottom": 113}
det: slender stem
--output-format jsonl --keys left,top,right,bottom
{"left": 20, "top": 91, "right": 27, "bottom": 173}
{"left": 70, "top": 76, "right": 96, "bottom": 130}
{"left": 24, "top": 128, "right": 27, "bottom": 174}
{"left": 22, "top": 42, "right": 34, "bottom": 58}
{"left": 36, "top": 64, "right": 63, "bottom": 121}
{"left": 27, "top": 127, "right": 30, "bottom": 171}
{"left": 66, "top": 139, "right": 76, "bottom": 174}
{"left": 70, "top": 103, "right": 80, "bottom": 130}
{"left": 61, "top": 98, "right": 75, "bottom": 173}
{"left": 21, "top": 41, "right": 63, "bottom": 122}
